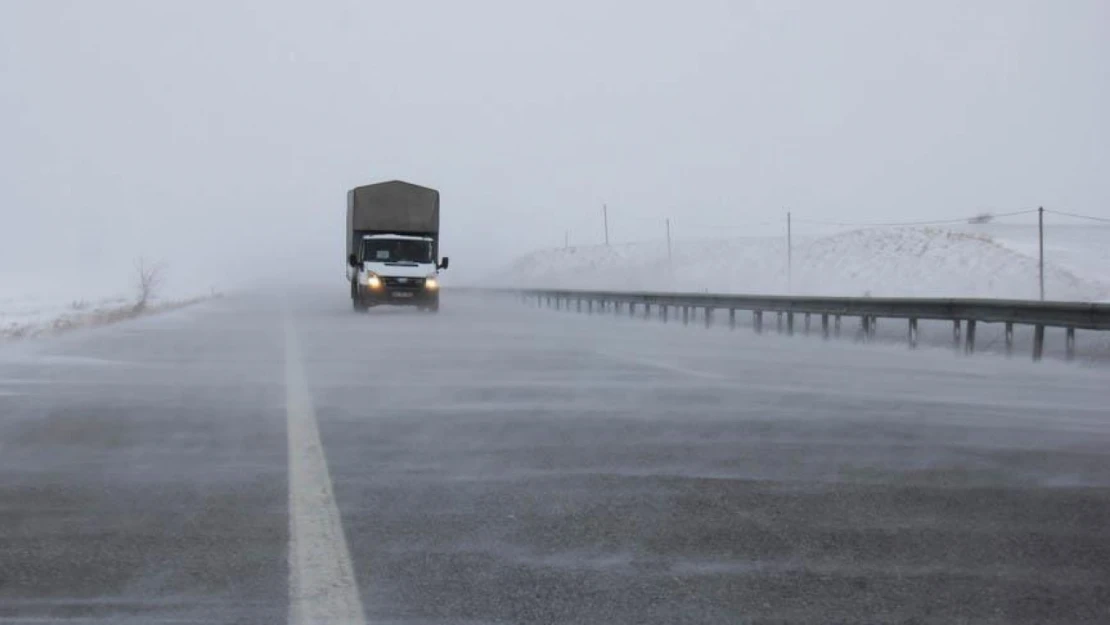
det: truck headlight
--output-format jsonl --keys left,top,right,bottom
{"left": 425, "top": 277, "right": 439, "bottom": 290}
{"left": 366, "top": 274, "right": 382, "bottom": 289}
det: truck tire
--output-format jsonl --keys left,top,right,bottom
{"left": 351, "top": 279, "right": 368, "bottom": 312}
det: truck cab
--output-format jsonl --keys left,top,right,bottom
{"left": 348, "top": 235, "right": 448, "bottom": 312}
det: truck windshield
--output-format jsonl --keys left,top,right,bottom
{"left": 362, "top": 239, "right": 433, "bottom": 264}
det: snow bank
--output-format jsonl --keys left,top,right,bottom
{"left": 1, "top": 272, "right": 219, "bottom": 342}
{"left": 494, "top": 226, "right": 1109, "bottom": 302}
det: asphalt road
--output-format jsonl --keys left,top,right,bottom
{"left": 1, "top": 289, "right": 1108, "bottom": 625}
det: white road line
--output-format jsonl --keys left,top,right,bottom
{"left": 284, "top": 317, "right": 367, "bottom": 625}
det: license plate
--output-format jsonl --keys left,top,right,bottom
{"left": 392, "top": 291, "right": 414, "bottom": 298}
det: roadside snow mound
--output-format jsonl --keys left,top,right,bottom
{"left": 496, "top": 227, "right": 1108, "bottom": 301}
{"left": 1, "top": 272, "right": 220, "bottom": 342}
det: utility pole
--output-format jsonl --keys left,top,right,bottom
{"left": 1038, "top": 206, "right": 1044, "bottom": 301}
{"left": 666, "top": 218, "right": 673, "bottom": 266}
{"left": 603, "top": 204, "right": 610, "bottom": 246}
{"left": 787, "top": 210, "right": 793, "bottom": 293}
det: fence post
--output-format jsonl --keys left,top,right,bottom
{"left": 804, "top": 313, "right": 811, "bottom": 335}
{"left": 1066, "top": 327, "right": 1075, "bottom": 361}
{"left": 754, "top": 310, "right": 763, "bottom": 334}
{"left": 729, "top": 308, "right": 736, "bottom": 330}
{"left": 965, "top": 319, "right": 976, "bottom": 354}
{"left": 777, "top": 312, "right": 783, "bottom": 333}
{"left": 953, "top": 320, "right": 961, "bottom": 349}
{"left": 683, "top": 306, "right": 689, "bottom": 326}
{"left": 821, "top": 314, "right": 829, "bottom": 339}
{"left": 787, "top": 312, "right": 795, "bottom": 336}
{"left": 1033, "top": 324, "right": 1045, "bottom": 361}
{"left": 834, "top": 315, "right": 841, "bottom": 338}
{"left": 644, "top": 303, "right": 652, "bottom": 319}
{"left": 1005, "top": 322, "right": 1014, "bottom": 356}
{"left": 705, "top": 308, "right": 712, "bottom": 328}
{"left": 661, "top": 305, "right": 668, "bottom": 323}
{"left": 629, "top": 302, "right": 636, "bottom": 317}
{"left": 909, "top": 318, "right": 918, "bottom": 349}
{"left": 587, "top": 299, "right": 593, "bottom": 314}
{"left": 576, "top": 298, "right": 582, "bottom": 313}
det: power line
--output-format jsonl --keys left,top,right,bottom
{"left": 676, "top": 220, "right": 777, "bottom": 229}
{"left": 793, "top": 209, "right": 1038, "bottom": 228}
{"left": 1045, "top": 209, "right": 1110, "bottom": 224}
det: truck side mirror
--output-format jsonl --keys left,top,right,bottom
{"left": 438, "top": 257, "right": 450, "bottom": 270}
{"left": 348, "top": 254, "right": 359, "bottom": 268}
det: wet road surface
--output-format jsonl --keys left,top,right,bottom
{"left": 1, "top": 290, "right": 1108, "bottom": 624}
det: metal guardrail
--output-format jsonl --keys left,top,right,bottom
{"left": 512, "top": 288, "right": 1110, "bottom": 361}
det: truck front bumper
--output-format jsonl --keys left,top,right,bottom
{"left": 357, "top": 285, "right": 438, "bottom": 306}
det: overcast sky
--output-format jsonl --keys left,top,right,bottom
{"left": 2, "top": 0, "right": 1107, "bottom": 286}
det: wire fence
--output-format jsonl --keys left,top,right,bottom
{"left": 557, "top": 206, "right": 1109, "bottom": 246}
{"left": 541, "top": 205, "right": 1110, "bottom": 303}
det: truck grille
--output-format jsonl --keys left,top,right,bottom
{"left": 383, "top": 277, "right": 425, "bottom": 288}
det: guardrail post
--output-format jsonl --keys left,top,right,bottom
{"left": 776, "top": 312, "right": 783, "bottom": 333}
{"left": 860, "top": 316, "right": 869, "bottom": 342}
{"left": 953, "top": 320, "right": 961, "bottom": 349}
{"left": 1066, "top": 327, "right": 1076, "bottom": 361}
{"left": 587, "top": 299, "right": 593, "bottom": 314}
{"left": 787, "top": 312, "right": 795, "bottom": 335}
{"left": 804, "top": 313, "right": 811, "bottom": 335}
{"left": 729, "top": 309, "right": 736, "bottom": 330}
{"left": 753, "top": 310, "right": 763, "bottom": 334}
{"left": 683, "top": 306, "right": 690, "bottom": 325}
{"left": 644, "top": 303, "right": 652, "bottom": 319}
{"left": 821, "top": 314, "right": 829, "bottom": 339}
{"left": 661, "top": 305, "right": 668, "bottom": 323}
{"left": 629, "top": 302, "right": 636, "bottom": 317}
{"left": 705, "top": 308, "right": 712, "bottom": 328}
{"left": 908, "top": 318, "right": 918, "bottom": 349}
{"left": 1033, "top": 324, "right": 1045, "bottom": 361}
{"left": 834, "top": 315, "right": 841, "bottom": 337}
{"left": 1005, "top": 322, "right": 1014, "bottom": 356}
{"left": 965, "top": 319, "right": 976, "bottom": 354}
{"left": 576, "top": 298, "right": 582, "bottom": 313}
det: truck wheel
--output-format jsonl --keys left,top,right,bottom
{"left": 351, "top": 279, "right": 369, "bottom": 312}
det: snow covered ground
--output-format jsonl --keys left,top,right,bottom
{"left": 1, "top": 271, "right": 218, "bottom": 341}
{"left": 494, "top": 224, "right": 1110, "bottom": 302}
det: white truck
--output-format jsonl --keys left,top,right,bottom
{"left": 346, "top": 180, "right": 449, "bottom": 312}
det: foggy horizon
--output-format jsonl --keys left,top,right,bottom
{"left": 3, "top": 0, "right": 1107, "bottom": 289}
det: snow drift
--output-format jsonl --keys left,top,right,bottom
{"left": 494, "top": 226, "right": 1109, "bottom": 302}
